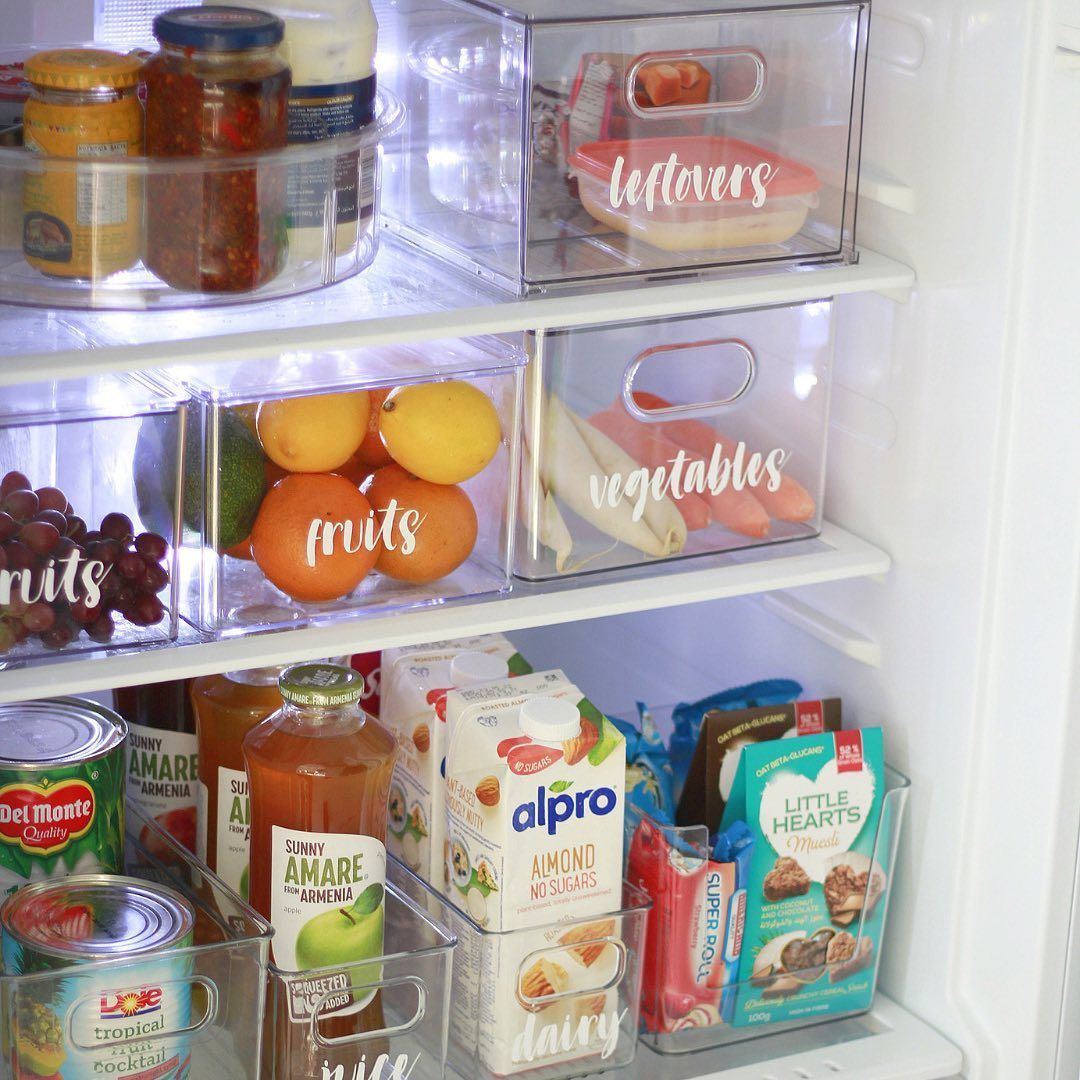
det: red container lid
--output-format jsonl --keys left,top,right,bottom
{"left": 568, "top": 135, "right": 820, "bottom": 203}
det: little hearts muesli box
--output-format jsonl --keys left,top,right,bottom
{"left": 720, "top": 727, "right": 888, "bottom": 1027}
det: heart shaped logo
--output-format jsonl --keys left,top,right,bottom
{"left": 758, "top": 759, "right": 875, "bottom": 882}
{"left": 0, "top": 779, "right": 96, "bottom": 856}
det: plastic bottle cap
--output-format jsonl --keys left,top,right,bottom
{"left": 451, "top": 651, "right": 509, "bottom": 688}
{"left": 279, "top": 663, "right": 364, "bottom": 707}
{"left": 518, "top": 697, "right": 581, "bottom": 743}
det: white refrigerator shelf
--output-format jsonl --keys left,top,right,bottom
{"left": 0, "top": 243, "right": 915, "bottom": 387}
{"left": 0, "top": 521, "right": 888, "bottom": 703}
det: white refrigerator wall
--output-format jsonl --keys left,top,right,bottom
{"left": 524, "top": 2, "right": 1080, "bottom": 1077}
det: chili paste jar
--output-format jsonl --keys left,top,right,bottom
{"left": 144, "top": 6, "right": 291, "bottom": 294}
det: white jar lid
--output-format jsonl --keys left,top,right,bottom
{"left": 451, "top": 650, "right": 509, "bottom": 688}
{"left": 519, "top": 696, "right": 581, "bottom": 742}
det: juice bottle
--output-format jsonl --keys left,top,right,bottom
{"left": 114, "top": 680, "right": 198, "bottom": 854}
{"left": 190, "top": 667, "right": 285, "bottom": 900}
{"left": 244, "top": 663, "right": 397, "bottom": 1080}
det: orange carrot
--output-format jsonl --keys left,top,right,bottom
{"left": 629, "top": 391, "right": 817, "bottom": 524}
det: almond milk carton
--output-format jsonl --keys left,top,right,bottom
{"left": 380, "top": 635, "right": 531, "bottom": 885}
{"left": 443, "top": 670, "right": 628, "bottom": 1074}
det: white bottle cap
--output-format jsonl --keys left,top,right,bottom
{"left": 519, "top": 697, "right": 581, "bottom": 743}
{"left": 451, "top": 651, "right": 509, "bottom": 688}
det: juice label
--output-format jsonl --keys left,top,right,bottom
{"left": 0, "top": 757, "right": 125, "bottom": 895}
{"left": 216, "top": 767, "right": 250, "bottom": 900}
{"left": 270, "top": 826, "right": 386, "bottom": 1021}
{"left": 126, "top": 722, "right": 198, "bottom": 851}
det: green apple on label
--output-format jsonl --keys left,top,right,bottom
{"left": 295, "top": 883, "right": 385, "bottom": 994}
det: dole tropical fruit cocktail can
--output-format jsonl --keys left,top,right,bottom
{"left": 0, "top": 697, "right": 127, "bottom": 893}
{"left": 1, "top": 875, "right": 195, "bottom": 1080}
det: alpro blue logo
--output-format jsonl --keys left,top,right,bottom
{"left": 511, "top": 782, "right": 618, "bottom": 836}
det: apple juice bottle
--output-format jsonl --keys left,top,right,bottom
{"left": 244, "top": 662, "right": 397, "bottom": 1080}
{"left": 191, "top": 667, "right": 285, "bottom": 900}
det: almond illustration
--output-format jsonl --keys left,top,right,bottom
{"left": 412, "top": 723, "right": 430, "bottom": 753}
{"left": 475, "top": 775, "right": 500, "bottom": 806}
{"left": 559, "top": 918, "right": 616, "bottom": 968}
{"left": 561, "top": 717, "right": 599, "bottom": 766}
{"left": 574, "top": 992, "right": 608, "bottom": 1020}
{"left": 518, "top": 957, "right": 569, "bottom": 1010}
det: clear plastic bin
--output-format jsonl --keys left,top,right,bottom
{"left": 517, "top": 301, "right": 832, "bottom": 580}
{"left": 153, "top": 337, "right": 523, "bottom": 636}
{"left": 629, "top": 762, "right": 910, "bottom": 1053}
{"left": 265, "top": 870, "right": 457, "bottom": 1080}
{"left": 380, "top": 0, "right": 868, "bottom": 294}
{"left": 390, "top": 858, "right": 651, "bottom": 1079}
{"left": 0, "top": 373, "right": 185, "bottom": 661}
{"left": 0, "top": 40, "right": 403, "bottom": 312}
{"left": 0, "top": 805, "right": 273, "bottom": 1079}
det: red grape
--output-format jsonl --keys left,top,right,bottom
{"left": 4, "top": 541, "right": 32, "bottom": 572}
{"left": 87, "top": 612, "right": 115, "bottom": 643}
{"left": 2, "top": 489, "right": 38, "bottom": 522}
{"left": 134, "top": 532, "right": 168, "bottom": 560}
{"left": 18, "top": 521, "right": 60, "bottom": 555}
{"left": 129, "top": 593, "right": 165, "bottom": 626}
{"left": 40, "top": 621, "right": 76, "bottom": 650}
{"left": 34, "top": 509, "right": 67, "bottom": 533}
{"left": 80, "top": 528, "right": 101, "bottom": 545}
{"left": 100, "top": 512, "right": 134, "bottom": 542}
{"left": 52, "top": 537, "right": 77, "bottom": 561}
{"left": 87, "top": 538, "right": 121, "bottom": 565}
{"left": 70, "top": 599, "right": 101, "bottom": 625}
{"left": 141, "top": 561, "right": 170, "bottom": 593}
{"left": 0, "top": 471, "right": 30, "bottom": 498}
{"left": 0, "top": 512, "right": 15, "bottom": 542}
{"left": 64, "top": 516, "right": 87, "bottom": 543}
{"left": 117, "top": 552, "right": 144, "bottom": 580}
{"left": 0, "top": 548, "right": 6, "bottom": 573}
{"left": 34, "top": 487, "right": 67, "bottom": 513}
{"left": 22, "top": 602, "right": 55, "bottom": 633}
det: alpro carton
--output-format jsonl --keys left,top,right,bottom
{"left": 719, "top": 727, "right": 890, "bottom": 1027}
{"left": 442, "top": 672, "right": 629, "bottom": 1074}
{"left": 380, "top": 635, "right": 531, "bottom": 885}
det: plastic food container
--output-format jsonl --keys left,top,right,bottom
{"left": 0, "top": 373, "right": 185, "bottom": 660}
{"left": 0, "top": 43, "right": 403, "bottom": 311}
{"left": 517, "top": 302, "right": 831, "bottom": 580}
{"left": 381, "top": 0, "right": 868, "bottom": 294}
{"left": 390, "top": 858, "right": 651, "bottom": 1079}
{"left": 569, "top": 136, "right": 821, "bottom": 252}
{"left": 153, "top": 337, "right": 523, "bottom": 637}
{"left": 0, "top": 804, "right": 273, "bottom": 1078}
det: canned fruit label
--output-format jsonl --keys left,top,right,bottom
{"left": 126, "top": 722, "right": 198, "bottom": 853}
{"left": 0, "top": 759, "right": 124, "bottom": 894}
{"left": 271, "top": 826, "right": 385, "bottom": 1020}
{"left": 215, "top": 767, "right": 250, "bottom": 900}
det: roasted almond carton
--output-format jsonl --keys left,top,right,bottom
{"left": 719, "top": 727, "right": 888, "bottom": 1027}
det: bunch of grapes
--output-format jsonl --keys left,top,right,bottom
{"left": 0, "top": 470, "right": 170, "bottom": 654}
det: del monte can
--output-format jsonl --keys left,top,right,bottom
{"left": 1, "top": 875, "right": 195, "bottom": 1080}
{"left": 0, "top": 697, "right": 126, "bottom": 893}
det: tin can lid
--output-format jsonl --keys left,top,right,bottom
{"left": 0, "top": 697, "right": 127, "bottom": 765}
{"left": 154, "top": 6, "right": 285, "bottom": 52}
{"left": 1, "top": 875, "right": 194, "bottom": 959}
{"left": 279, "top": 663, "right": 364, "bottom": 708}
{"left": 25, "top": 49, "right": 142, "bottom": 92}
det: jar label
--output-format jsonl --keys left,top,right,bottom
{"left": 216, "top": 767, "right": 250, "bottom": 900}
{"left": 270, "top": 826, "right": 386, "bottom": 1020}
{"left": 126, "top": 722, "right": 198, "bottom": 851}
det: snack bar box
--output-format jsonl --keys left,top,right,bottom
{"left": 517, "top": 301, "right": 831, "bottom": 579}
{"left": 148, "top": 337, "right": 523, "bottom": 637}
{"left": 380, "top": 0, "right": 868, "bottom": 294}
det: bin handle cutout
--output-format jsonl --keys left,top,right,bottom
{"left": 310, "top": 974, "right": 427, "bottom": 1049}
{"left": 65, "top": 973, "right": 219, "bottom": 1052}
{"left": 625, "top": 48, "right": 766, "bottom": 120}
{"left": 515, "top": 936, "right": 628, "bottom": 1011}
{"left": 622, "top": 338, "right": 756, "bottom": 422}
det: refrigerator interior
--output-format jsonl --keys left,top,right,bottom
{"left": 0, "top": 0, "right": 1077, "bottom": 1076}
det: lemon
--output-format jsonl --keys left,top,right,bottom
{"left": 379, "top": 381, "right": 501, "bottom": 485}
{"left": 256, "top": 390, "right": 370, "bottom": 473}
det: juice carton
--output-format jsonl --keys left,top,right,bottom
{"left": 442, "top": 671, "right": 628, "bottom": 1074}
{"left": 720, "top": 728, "right": 888, "bottom": 1027}
{"left": 380, "top": 635, "right": 531, "bottom": 885}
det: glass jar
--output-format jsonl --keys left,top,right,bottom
{"left": 143, "top": 6, "right": 291, "bottom": 294}
{"left": 22, "top": 49, "right": 143, "bottom": 279}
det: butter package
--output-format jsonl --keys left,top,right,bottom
{"left": 443, "top": 670, "right": 628, "bottom": 1074}
{"left": 380, "top": 635, "right": 532, "bottom": 884}
{"left": 719, "top": 728, "right": 887, "bottom": 1027}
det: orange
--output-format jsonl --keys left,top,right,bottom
{"left": 356, "top": 387, "right": 394, "bottom": 469}
{"left": 251, "top": 473, "right": 380, "bottom": 602}
{"left": 363, "top": 464, "right": 478, "bottom": 584}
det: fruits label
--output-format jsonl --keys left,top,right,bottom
{"left": 271, "top": 826, "right": 386, "bottom": 1021}
{"left": 216, "top": 767, "right": 250, "bottom": 899}
{"left": 126, "top": 722, "right": 198, "bottom": 852}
